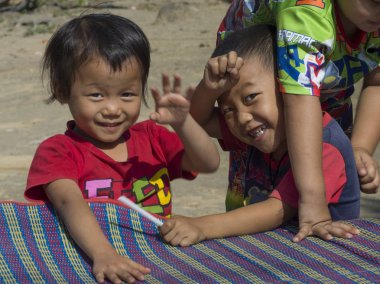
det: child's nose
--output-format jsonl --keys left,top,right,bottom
{"left": 237, "top": 111, "right": 253, "bottom": 125}
{"left": 102, "top": 99, "right": 122, "bottom": 116}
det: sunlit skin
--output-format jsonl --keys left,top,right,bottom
{"left": 159, "top": 51, "right": 361, "bottom": 247}
{"left": 337, "top": 0, "right": 380, "bottom": 38}
{"left": 219, "top": 57, "right": 287, "bottom": 161}
{"left": 68, "top": 57, "right": 142, "bottom": 161}
{"left": 44, "top": 55, "right": 221, "bottom": 283}
{"left": 337, "top": 0, "right": 380, "bottom": 194}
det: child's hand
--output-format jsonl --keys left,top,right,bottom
{"left": 353, "top": 147, "right": 380, "bottom": 194}
{"left": 202, "top": 51, "right": 243, "bottom": 94}
{"left": 293, "top": 201, "right": 332, "bottom": 242}
{"left": 159, "top": 216, "right": 206, "bottom": 247}
{"left": 150, "top": 73, "right": 194, "bottom": 127}
{"left": 294, "top": 202, "right": 360, "bottom": 242}
{"left": 92, "top": 250, "right": 150, "bottom": 283}
{"left": 299, "top": 220, "right": 360, "bottom": 241}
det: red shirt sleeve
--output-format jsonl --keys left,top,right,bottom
{"left": 151, "top": 122, "right": 197, "bottom": 181}
{"left": 270, "top": 143, "right": 347, "bottom": 207}
{"left": 25, "top": 135, "right": 83, "bottom": 201}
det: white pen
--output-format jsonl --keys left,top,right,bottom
{"left": 118, "top": 196, "right": 164, "bottom": 227}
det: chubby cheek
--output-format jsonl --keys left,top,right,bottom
{"left": 226, "top": 120, "right": 245, "bottom": 142}
{"left": 130, "top": 101, "right": 141, "bottom": 119}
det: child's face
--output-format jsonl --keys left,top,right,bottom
{"left": 68, "top": 57, "right": 143, "bottom": 148}
{"left": 337, "top": 0, "right": 380, "bottom": 33}
{"left": 218, "top": 57, "right": 287, "bottom": 160}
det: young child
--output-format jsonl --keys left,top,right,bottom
{"left": 160, "top": 24, "right": 361, "bottom": 247}
{"left": 24, "top": 13, "right": 220, "bottom": 283}
{"left": 191, "top": 0, "right": 380, "bottom": 242}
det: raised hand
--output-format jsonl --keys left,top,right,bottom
{"left": 202, "top": 51, "right": 244, "bottom": 94}
{"left": 150, "top": 73, "right": 194, "bottom": 127}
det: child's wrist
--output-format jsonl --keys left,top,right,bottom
{"left": 198, "top": 80, "right": 223, "bottom": 99}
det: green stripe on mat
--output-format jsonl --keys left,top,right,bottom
{"left": 263, "top": 231, "right": 374, "bottom": 283}
{"left": 56, "top": 213, "right": 94, "bottom": 283}
{"left": 0, "top": 249, "right": 17, "bottom": 283}
{"left": 218, "top": 237, "right": 305, "bottom": 284}
{"left": 4, "top": 204, "right": 44, "bottom": 283}
{"left": 166, "top": 244, "right": 232, "bottom": 283}
{"left": 195, "top": 243, "right": 263, "bottom": 282}
{"left": 130, "top": 209, "right": 195, "bottom": 283}
{"left": 28, "top": 206, "right": 67, "bottom": 283}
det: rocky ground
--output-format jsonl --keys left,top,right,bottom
{"left": 0, "top": 0, "right": 378, "bottom": 218}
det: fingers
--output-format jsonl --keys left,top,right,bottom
{"left": 355, "top": 154, "right": 368, "bottom": 177}
{"left": 185, "top": 84, "right": 196, "bottom": 101}
{"left": 149, "top": 87, "right": 160, "bottom": 121}
{"left": 93, "top": 257, "right": 151, "bottom": 284}
{"left": 161, "top": 73, "right": 182, "bottom": 95}
{"left": 162, "top": 73, "right": 171, "bottom": 94}
{"left": 150, "top": 86, "right": 161, "bottom": 103}
{"left": 355, "top": 150, "right": 380, "bottom": 193}
{"left": 159, "top": 217, "right": 201, "bottom": 247}
{"left": 159, "top": 219, "right": 182, "bottom": 245}
{"left": 292, "top": 225, "right": 312, "bottom": 242}
{"left": 293, "top": 221, "right": 360, "bottom": 243}
{"left": 173, "top": 74, "right": 182, "bottom": 94}
{"left": 313, "top": 222, "right": 360, "bottom": 240}
{"left": 207, "top": 51, "right": 243, "bottom": 78}
{"left": 360, "top": 169, "right": 380, "bottom": 193}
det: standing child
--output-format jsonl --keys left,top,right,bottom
{"left": 24, "top": 13, "right": 220, "bottom": 283}
{"left": 160, "top": 24, "right": 360, "bottom": 247}
{"left": 191, "top": 0, "right": 380, "bottom": 242}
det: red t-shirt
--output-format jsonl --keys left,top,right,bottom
{"left": 25, "top": 120, "right": 196, "bottom": 217}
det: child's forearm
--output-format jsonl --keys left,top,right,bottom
{"left": 173, "top": 113, "right": 220, "bottom": 173}
{"left": 352, "top": 72, "right": 380, "bottom": 154}
{"left": 190, "top": 80, "right": 222, "bottom": 138}
{"left": 283, "top": 95, "right": 326, "bottom": 203}
{"left": 58, "top": 198, "right": 115, "bottom": 260}
{"left": 195, "top": 198, "right": 292, "bottom": 239}
{"left": 45, "top": 180, "right": 115, "bottom": 260}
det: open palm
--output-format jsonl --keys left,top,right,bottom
{"left": 150, "top": 73, "right": 193, "bottom": 127}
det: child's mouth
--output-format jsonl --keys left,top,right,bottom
{"left": 249, "top": 125, "right": 266, "bottom": 138}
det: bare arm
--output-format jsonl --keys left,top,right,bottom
{"left": 160, "top": 197, "right": 360, "bottom": 247}
{"left": 150, "top": 73, "right": 220, "bottom": 173}
{"left": 190, "top": 51, "right": 244, "bottom": 139}
{"left": 351, "top": 68, "right": 380, "bottom": 193}
{"left": 283, "top": 94, "right": 332, "bottom": 242}
{"left": 190, "top": 81, "right": 222, "bottom": 138}
{"left": 44, "top": 179, "right": 150, "bottom": 283}
{"left": 160, "top": 198, "right": 294, "bottom": 246}
{"left": 160, "top": 196, "right": 359, "bottom": 247}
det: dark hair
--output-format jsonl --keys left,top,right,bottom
{"left": 212, "top": 24, "right": 276, "bottom": 72}
{"left": 42, "top": 13, "right": 150, "bottom": 104}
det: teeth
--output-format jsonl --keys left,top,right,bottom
{"left": 253, "top": 128, "right": 264, "bottom": 137}
{"left": 251, "top": 126, "right": 265, "bottom": 138}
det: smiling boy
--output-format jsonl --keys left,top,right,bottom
{"left": 159, "top": 25, "right": 360, "bottom": 246}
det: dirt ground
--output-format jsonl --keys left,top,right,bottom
{"left": 0, "top": 0, "right": 379, "bottom": 218}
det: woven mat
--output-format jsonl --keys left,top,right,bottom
{"left": 0, "top": 200, "right": 379, "bottom": 283}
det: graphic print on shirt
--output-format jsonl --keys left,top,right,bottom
{"left": 84, "top": 168, "right": 172, "bottom": 217}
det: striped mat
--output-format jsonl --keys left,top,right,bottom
{"left": 0, "top": 200, "right": 379, "bottom": 283}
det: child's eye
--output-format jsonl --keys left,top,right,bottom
{"left": 244, "top": 93, "right": 258, "bottom": 103}
{"left": 221, "top": 106, "right": 233, "bottom": 116}
{"left": 88, "top": 93, "right": 104, "bottom": 100}
{"left": 121, "top": 92, "right": 136, "bottom": 99}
